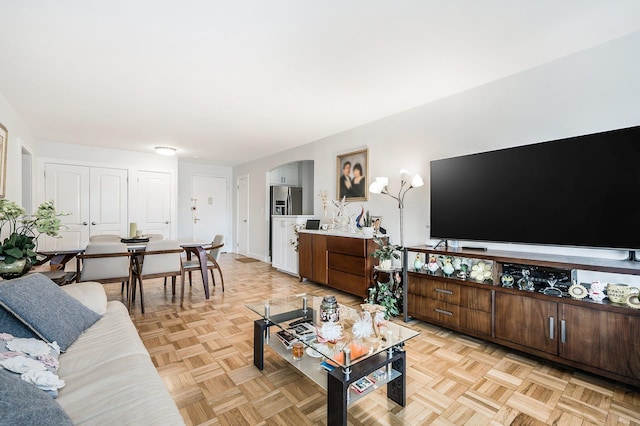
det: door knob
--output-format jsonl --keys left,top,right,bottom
{"left": 82, "top": 222, "right": 88, "bottom": 226}
{"left": 243, "top": 219, "right": 248, "bottom": 223}
{"left": 165, "top": 221, "right": 170, "bottom": 224}
{"left": 91, "top": 222, "right": 97, "bottom": 225}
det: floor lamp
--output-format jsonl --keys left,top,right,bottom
{"left": 368, "top": 169, "right": 424, "bottom": 247}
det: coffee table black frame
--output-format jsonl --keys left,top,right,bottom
{"left": 252, "top": 309, "right": 407, "bottom": 426}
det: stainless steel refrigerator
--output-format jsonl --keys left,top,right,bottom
{"left": 270, "top": 186, "right": 303, "bottom": 216}
{"left": 269, "top": 186, "right": 303, "bottom": 260}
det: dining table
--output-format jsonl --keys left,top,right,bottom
{"left": 37, "top": 238, "right": 216, "bottom": 299}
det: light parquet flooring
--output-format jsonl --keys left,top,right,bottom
{"left": 103, "top": 254, "right": 640, "bottom": 425}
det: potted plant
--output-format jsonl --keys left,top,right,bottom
{"left": 371, "top": 237, "right": 401, "bottom": 270}
{"left": 361, "top": 210, "right": 374, "bottom": 237}
{"left": 0, "top": 199, "right": 65, "bottom": 279}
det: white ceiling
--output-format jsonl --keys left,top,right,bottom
{"left": 1, "top": 1, "right": 639, "bottom": 166}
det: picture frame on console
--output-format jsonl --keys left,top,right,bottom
{"left": 0, "top": 122, "right": 7, "bottom": 198}
{"left": 371, "top": 215, "right": 383, "bottom": 234}
{"left": 336, "top": 148, "right": 368, "bottom": 201}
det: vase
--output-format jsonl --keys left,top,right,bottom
{"left": 362, "top": 226, "right": 374, "bottom": 237}
{"left": 379, "top": 259, "right": 392, "bottom": 270}
{"left": 0, "top": 258, "right": 32, "bottom": 280}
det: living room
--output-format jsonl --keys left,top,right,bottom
{"left": 2, "top": 2, "right": 640, "bottom": 425}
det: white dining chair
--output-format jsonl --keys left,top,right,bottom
{"left": 76, "top": 242, "right": 134, "bottom": 311}
{"left": 132, "top": 240, "right": 184, "bottom": 313}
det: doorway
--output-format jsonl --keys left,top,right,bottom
{"left": 191, "top": 175, "right": 228, "bottom": 244}
{"left": 237, "top": 175, "right": 249, "bottom": 255}
{"left": 21, "top": 147, "right": 32, "bottom": 214}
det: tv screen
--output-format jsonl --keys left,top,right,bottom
{"left": 430, "top": 125, "right": 640, "bottom": 250}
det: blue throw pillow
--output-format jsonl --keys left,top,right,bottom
{"left": 0, "top": 273, "right": 102, "bottom": 352}
{"left": 0, "top": 369, "right": 72, "bottom": 425}
{"left": 0, "top": 307, "right": 38, "bottom": 339}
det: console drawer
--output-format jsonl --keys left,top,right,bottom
{"left": 327, "top": 236, "right": 366, "bottom": 257}
{"left": 327, "top": 269, "right": 368, "bottom": 297}
{"left": 407, "top": 295, "right": 492, "bottom": 336}
{"left": 328, "top": 252, "right": 365, "bottom": 276}
{"left": 408, "top": 274, "right": 492, "bottom": 312}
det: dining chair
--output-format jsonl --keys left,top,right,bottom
{"left": 89, "top": 234, "right": 122, "bottom": 242}
{"left": 181, "top": 234, "right": 224, "bottom": 306}
{"left": 76, "top": 242, "right": 135, "bottom": 311}
{"left": 132, "top": 240, "right": 184, "bottom": 313}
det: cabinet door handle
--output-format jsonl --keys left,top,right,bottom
{"left": 549, "top": 316, "right": 555, "bottom": 340}
{"left": 435, "top": 288, "right": 453, "bottom": 295}
{"left": 435, "top": 308, "right": 453, "bottom": 316}
{"left": 561, "top": 320, "right": 566, "bottom": 343}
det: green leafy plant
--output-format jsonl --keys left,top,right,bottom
{"left": 0, "top": 199, "right": 66, "bottom": 264}
{"left": 366, "top": 270, "right": 403, "bottom": 319}
{"left": 370, "top": 237, "right": 401, "bottom": 261}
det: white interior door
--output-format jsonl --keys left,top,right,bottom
{"left": 43, "top": 163, "right": 90, "bottom": 250}
{"left": 191, "top": 175, "right": 227, "bottom": 244}
{"left": 137, "top": 171, "right": 171, "bottom": 238}
{"left": 90, "top": 167, "right": 128, "bottom": 237}
{"left": 237, "top": 175, "right": 249, "bottom": 255}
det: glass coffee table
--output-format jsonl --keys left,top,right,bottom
{"left": 246, "top": 294, "right": 419, "bottom": 426}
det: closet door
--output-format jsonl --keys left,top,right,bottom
{"left": 43, "top": 163, "right": 128, "bottom": 250}
{"left": 43, "top": 163, "right": 90, "bottom": 250}
{"left": 89, "top": 167, "right": 128, "bottom": 237}
{"left": 137, "top": 170, "right": 171, "bottom": 238}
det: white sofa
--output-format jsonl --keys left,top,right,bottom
{"left": 56, "top": 281, "right": 184, "bottom": 425}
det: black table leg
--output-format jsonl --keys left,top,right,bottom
{"left": 327, "top": 370, "right": 349, "bottom": 426}
{"left": 253, "top": 319, "right": 267, "bottom": 370}
{"left": 387, "top": 351, "right": 406, "bottom": 406}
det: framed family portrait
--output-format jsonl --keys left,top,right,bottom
{"left": 0, "top": 122, "right": 7, "bottom": 198}
{"left": 336, "top": 148, "right": 368, "bottom": 201}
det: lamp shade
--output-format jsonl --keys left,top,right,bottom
{"left": 369, "top": 181, "right": 384, "bottom": 194}
{"left": 375, "top": 176, "right": 389, "bottom": 186}
{"left": 399, "top": 169, "right": 411, "bottom": 182}
{"left": 410, "top": 174, "right": 424, "bottom": 188}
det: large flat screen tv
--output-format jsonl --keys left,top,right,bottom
{"left": 430, "top": 125, "right": 640, "bottom": 251}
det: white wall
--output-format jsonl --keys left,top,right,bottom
{"left": 234, "top": 31, "right": 640, "bottom": 262}
{"left": 0, "top": 92, "right": 35, "bottom": 204}
{"left": 176, "top": 161, "right": 233, "bottom": 244}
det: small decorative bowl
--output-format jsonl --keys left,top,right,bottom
{"left": 626, "top": 295, "right": 640, "bottom": 309}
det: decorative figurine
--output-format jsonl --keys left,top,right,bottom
{"left": 589, "top": 280, "right": 607, "bottom": 303}
{"left": 426, "top": 255, "right": 439, "bottom": 274}
{"left": 452, "top": 257, "right": 462, "bottom": 270}
{"left": 413, "top": 253, "right": 423, "bottom": 272}
{"left": 457, "top": 263, "right": 469, "bottom": 279}
{"left": 517, "top": 269, "right": 535, "bottom": 292}
{"left": 442, "top": 257, "right": 455, "bottom": 277}
{"left": 501, "top": 273, "right": 514, "bottom": 288}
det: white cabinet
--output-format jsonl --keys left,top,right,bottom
{"left": 270, "top": 164, "right": 299, "bottom": 186}
{"left": 271, "top": 216, "right": 312, "bottom": 275}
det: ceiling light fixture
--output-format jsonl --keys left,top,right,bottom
{"left": 155, "top": 146, "right": 177, "bottom": 156}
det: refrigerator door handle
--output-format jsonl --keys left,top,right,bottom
{"left": 286, "top": 191, "right": 292, "bottom": 215}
